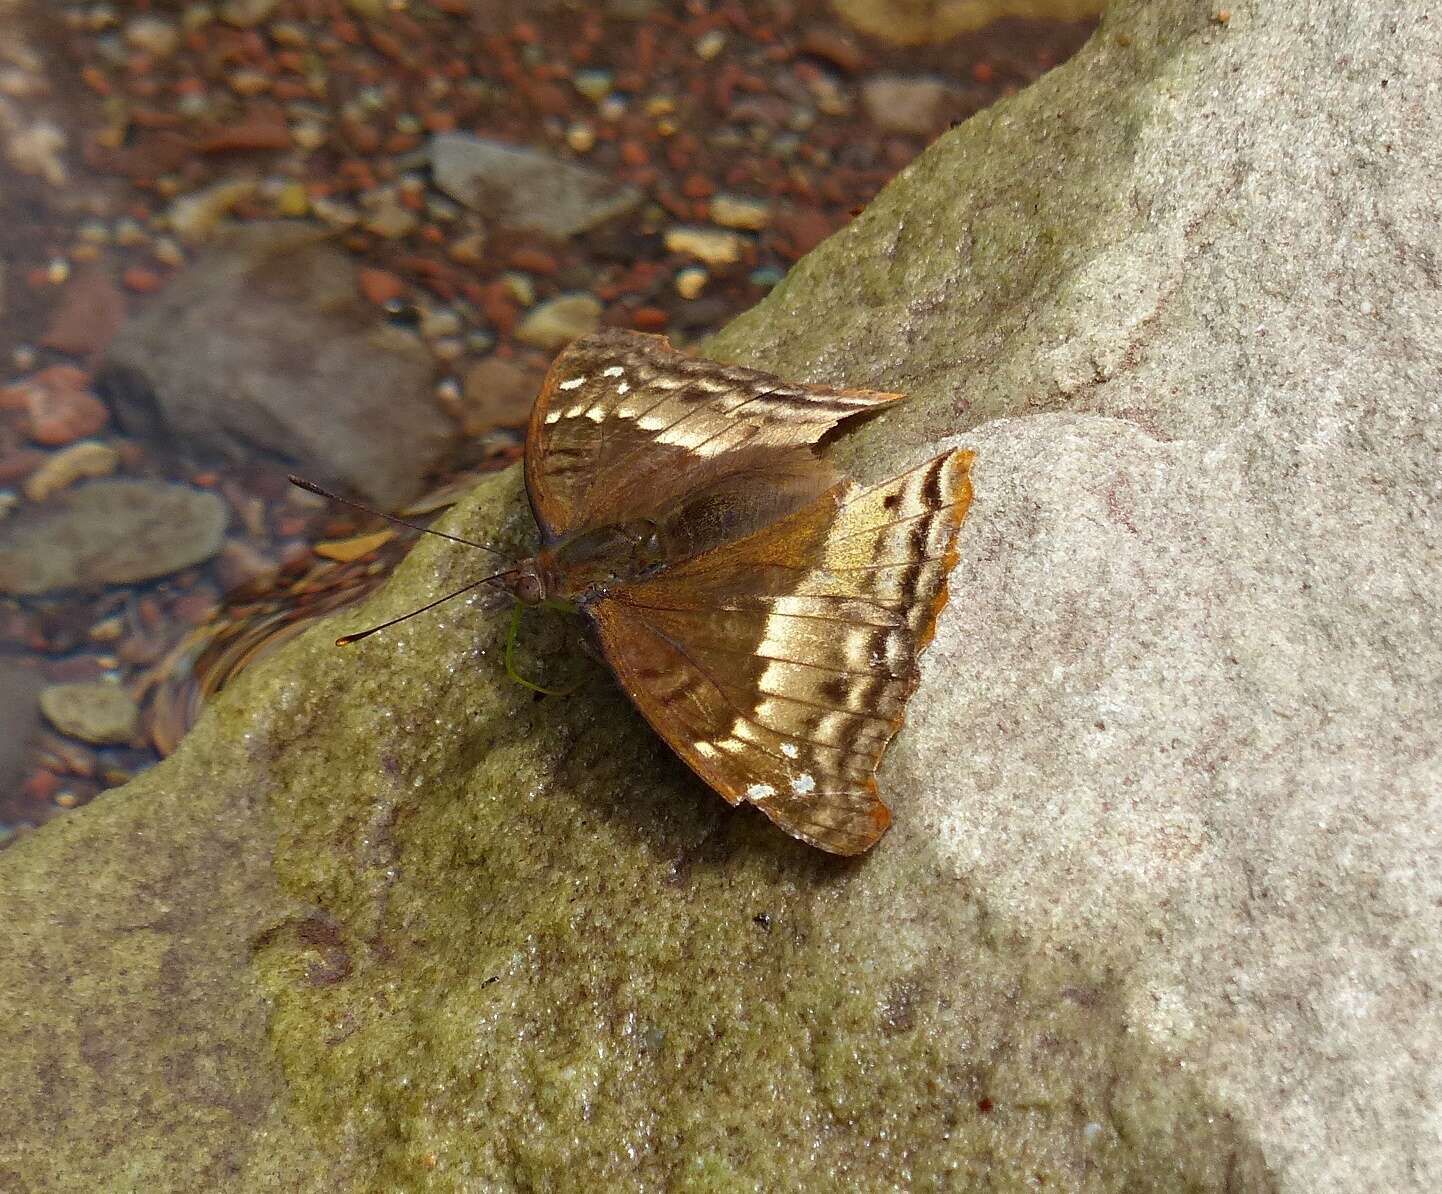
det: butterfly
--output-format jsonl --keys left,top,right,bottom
{"left": 485, "top": 329, "right": 975, "bottom": 855}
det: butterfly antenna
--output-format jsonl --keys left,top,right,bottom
{"left": 336, "top": 572, "right": 513, "bottom": 646}
{"left": 288, "top": 475, "right": 511, "bottom": 560}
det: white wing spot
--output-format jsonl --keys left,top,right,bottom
{"left": 745, "top": 783, "right": 776, "bottom": 801}
{"left": 544, "top": 411, "right": 562, "bottom": 424}
{"left": 781, "top": 743, "right": 799, "bottom": 759}
{"left": 558, "top": 376, "right": 586, "bottom": 390}
{"left": 791, "top": 773, "right": 816, "bottom": 796}
{"left": 617, "top": 381, "right": 631, "bottom": 395}
{"left": 602, "top": 365, "right": 625, "bottom": 378}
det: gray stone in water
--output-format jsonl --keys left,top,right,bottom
{"left": 1, "top": 2, "right": 1439, "bottom": 1190}
{"left": 429, "top": 133, "right": 642, "bottom": 239}
{"left": 39, "top": 681, "right": 139, "bottom": 746}
{"left": 860, "top": 74, "right": 964, "bottom": 135}
{"left": 0, "top": 479, "right": 226, "bottom": 595}
{"left": 99, "top": 222, "right": 449, "bottom": 510}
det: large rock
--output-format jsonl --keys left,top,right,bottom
{"left": 99, "top": 223, "right": 449, "bottom": 510}
{"left": 2, "top": 2, "right": 1439, "bottom": 1190}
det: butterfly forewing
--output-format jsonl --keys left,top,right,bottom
{"left": 525, "top": 329, "right": 904, "bottom": 541}
{"left": 589, "top": 449, "right": 974, "bottom": 854}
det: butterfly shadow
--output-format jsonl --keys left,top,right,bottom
{"left": 441, "top": 604, "right": 872, "bottom": 885}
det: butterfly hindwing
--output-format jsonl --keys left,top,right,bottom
{"left": 587, "top": 449, "right": 974, "bottom": 854}
{"left": 525, "top": 330, "right": 904, "bottom": 541}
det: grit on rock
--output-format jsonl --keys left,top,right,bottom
{"left": 0, "top": 2, "right": 1438, "bottom": 1191}
{"left": 99, "top": 222, "right": 450, "bottom": 510}
{"left": 0, "top": 478, "right": 226, "bottom": 595}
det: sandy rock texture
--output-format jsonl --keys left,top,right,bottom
{"left": 0, "top": 1, "right": 1437, "bottom": 1191}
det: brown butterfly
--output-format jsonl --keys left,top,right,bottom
{"left": 481, "top": 329, "right": 974, "bottom": 854}
{"left": 298, "top": 330, "right": 972, "bottom": 853}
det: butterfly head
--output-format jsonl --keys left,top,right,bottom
{"left": 495, "top": 556, "right": 549, "bottom": 605}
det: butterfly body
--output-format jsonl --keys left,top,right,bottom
{"left": 512, "top": 329, "right": 974, "bottom": 855}
{"left": 503, "top": 518, "right": 668, "bottom": 608}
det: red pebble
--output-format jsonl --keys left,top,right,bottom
{"left": 508, "top": 247, "right": 559, "bottom": 274}
{"left": 272, "top": 79, "right": 312, "bottom": 102}
{"left": 42, "top": 269, "right": 127, "bottom": 358}
{"left": 357, "top": 267, "right": 407, "bottom": 306}
{"left": 774, "top": 209, "right": 834, "bottom": 260}
{"left": 369, "top": 29, "right": 408, "bottom": 61}
{"left": 174, "top": 594, "right": 219, "bottom": 626}
{"left": 525, "top": 80, "right": 569, "bottom": 118}
{"left": 680, "top": 172, "right": 714, "bottom": 199}
{"left": 122, "top": 267, "right": 164, "bottom": 294}
{"left": 198, "top": 113, "right": 293, "bottom": 153}
{"left": 480, "top": 280, "right": 519, "bottom": 335}
{"left": 8, "top": 365, "right": 109, "bottom": 446}
{"left": 631, "top": 306, "right": 669, "bottom": 331}
{"left": 23, "top": 770, "right": 61, "bottom": 802}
